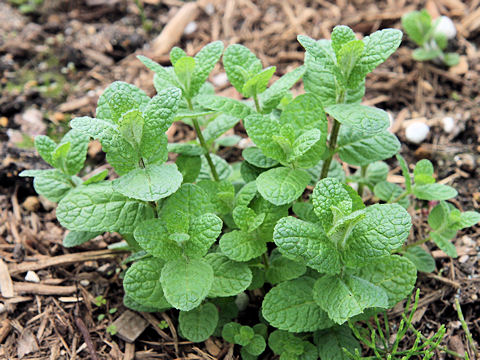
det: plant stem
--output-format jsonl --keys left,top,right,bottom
{"left": 455, "top": 298, "right": 479, "bottom": 358}
{"left": 187, "top": 99, "right": 220, "bottom": 181}
{"left": 253, "top": 93, "right": 261, "bottom": 113}
{"left": 262, "top": 252, "right": 270, "bottom": 270}
{"left": 390, "top": 191, "right": 409, "bottom": 204}
{"left": 402, "top": 235, "right": 431, "bottom": 251}
{"left": 320, "top": 119, "right": 341, "bottom": 179}
{"left": 357, "top": 165, "right": 368, "bottom": 197}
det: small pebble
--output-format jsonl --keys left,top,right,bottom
{"left": 80, "top": 279, "right": 90, "bottom": 287}
{"left": 0, "top": 303, "right": 5, "bottom": 314}
{"left": 458, "top": 255, "right": 469, "bottom": 264}
{"left": 212, "top": 72, "right": 228, "bottom": 87}
{"left": 442, "top": 116, "right": 455, "bottom": 133}
{"left": 204, "top": 2, "right": 215, "bottom": 15}
{"left": 235, "top": 292, "right": 249, "bottom": 311}
{"left": 22, "top": 196, "right": 40, "bottom": 212}
{"left": 25, "top": 271, "right": 40, "bottom": 283}
{"left": 184, "top": 21, "right": 198, "bottom": 35}
{"left": 435, "top": 16, "right": 457, "bottom": 40}
{"left": 405, "top": 122, "right": 430, "bottom": 144}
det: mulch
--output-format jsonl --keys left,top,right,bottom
{"left": 0, "top": 0, "right": 479, "bottom": 358}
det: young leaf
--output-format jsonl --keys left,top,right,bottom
{"left": 256, "top": 167, "right": 311, "bottom": 206}
{"left": 243, "top": 334, "right": 267, "bottom": 356}
{"left": 235, "top": 181, "right": 258, "bottom": 207}
{"left": 313, "top": 274, "right": 388, "bottom": 324}
{"left": 315, "top": 325, "right": 361, "bottom": 360}
{"left": 176, "top": 155, "right": 202, "bottom": 183}
{"left": 344, "top": 204, "right": 412, "bottom": 266}
{"left": 134, "top": 218, "right": 183, "bottom": 260}
{"left": 431, "top": 231, "right": 458, "bottom": 258}
{"left": 242, "top": 147, "right": 279, "bottom": 169}
{"left": 174, "top": 56, "right": 195, "bottom": 96}
{"left": 338, "top": 40, "right": 365, "bottom": 87}
{"left": 396, "top": 154, "right": 412, "bottom": 193}
{"left": 179, "top": 302, "right": 219, "bottom": 342}
{"left": 262, "top": 277, "right": 334, "bottom": 332}
{"left": 356, "top": 255, "right": 417, "bottom": 307}
{"left": 325, "top": 104, "right": 390, "bottom": 134}
{"left": 83, "top": 169, "right": 109, "bottom": 185}
{"left": 233, "top": 206, "right": 265, "bottom": 232}
{"left": 183, "top": 213, "right": 223, "bottom": 257}
{"left": 205, "top": 253, "right": 252, "bottom": 297}
{"left": 123, "top": 258, "right": 171, "bottom": 309}
{"left": 137, "top": 55, "right": 177, "bottom": 88}
{"left": 170, "top": 47, "right": 187, "bottom": 65}
{"left": 191, "top": 41, "right": 224, "bottom": 96}
{"left": 273, "top": 217, "right": 341, "bottom": 274}
{"left": 34, "top": 135, "right": 57, "bottom": 166}
{"left": 223, "top": 44, "right": 262, "bottom": 96}
{"left": 160, "top": 258, "right": 214, "bottom": 311}
{"left": 413, "top": 183, "right": 458, "bottom": 201}
{"left": 374, "top": 181, "right": 409, "bottom": 208}
{"left": 244, "top": 114, "right": 284, "bottom": 162}
{"left": 161, "top": 183, "right": 214, "bottom": 222}
{"left": 337, "top": 127, "right": 401, "bottom": 166}
{"left": 113, "top": 163, "right": 183, "bottom": 202}
{"left": 20, "top": 169, "right": 74, "bottom": 202}
{"left": 401, "top": 10, "right": 432, "bottom": 46}
{"left": 404, "top": 246, "right": 436, "bottom": 273}
{"left": 413, "top": 159, "right": 435, "bottom": 185}
{"left": 56, "top": 182, "right": 154, "bottom": 233}
{"left": 196, "top": 95, "right": 252, "bottom": 119}
{"left": 63, "top": 231, "right": 102, "bottom": 248}
{"left": 219, "top": 230, "right": 266, "bottom": 262}
{"left": 242, "top": 66, "right": 276, "bottom": 98}
{"left": 202, "top": 114, "right": 241, "bottom": 143}
{"left": 266, "top": 251, "right": 307, "bottom": 285}
{"left": 331, "top": 25, "right": 357, "bottom": 56}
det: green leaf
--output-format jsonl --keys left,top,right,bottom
{"left": 313, "top": 274, "right": 388, "bottom": 324}
{"left": 174, "top": 56, "right": 195, "bottom": 96}
{"left": 184, "top": 213, "right": 223, "bottom": 257}
{"left": 63, "top": 231, "right": 102, "bottom": 248}
{"left": 141, "top": 87, "right": 181, "bottom": 159}
{"left": 356, "top": 255, "right": 417, "bottom": 307}
{"left": 315, "top": 326, "right": 360, "bottom": 360}
{"left": 161, "top": 183, "right": 213, "bottom": 222}
{"left": 266, "top": 251, "right": 307, "bottom": 285}
{"left": 351, "top": 29, "right": 403, "bottom": 83}
{"left": 312, "top": 177, "right": 353, "bottom": 231}
{"left": 404, "top": 246, "right": 435, "bottom": 273}
{"left": 428, "top": 201, "right": 450, "bottom": 230}
{"left": 198, "top": 154, "right": 233, "bottom": 181}
{"left": 202, "top": 114, "right": 241, "bottom": 143}
{"left": 57, "top": 182, "right": 154, "bottom": 233}
{"left": 57, "top": 130, "right": 89, "bottom": 175}
{"left": 197, "top": 179, "right": 235, "bottom": 215}
{"left": 260, "top": 66, "right": 306, "bottom": 113}
{"left": 262, "top": 277, "right": 334, "bottom": 332}
{"left": 413, "top": 48, "right": 443, "bottom": 62}
{"left": 179, "top": 302, "right": 218, "bottom": 342}
{"left": 124, "top": 258, "right": 171, "bottom": 309}
{"left": 244, "top": 114, "right": 284, "bottom": 162}
{"left": 396, "top": 154, "right": 412, "bottom": 193}
{"left": 337, "top": 127, "right": 400, "bottom": 166}
{"left": 51, "top": 142, "right": 71, "bottom": 173}
{"left": 374, "top": 181, "right": 409, "bottom": 208}
{"left": 444, "top": 52, "right": 460, "bottom": 67}
{"left": 223, "top": 44, "right": 262, "bottom": 96}
{"left": 34, "top": 135, "right": 57, "bottom": 166}
{"left": 273, "top": 217, "right": 341, "bottom": 274}
{"left": 269, "top": 330, "right": 317, "bottom": 359}
{"left": 197, "top": 95, "right": 252, "bottom": 121}
{"left": 289, "top": 129, "right": 322, "bottom": 163}
{"left": 96, "top": 81, "right": 150, "bottom": 123}
{"left": 160, "top": 258, "right": 214, "bottom": 311}
{"left": 137, "top": 55, "right": 177, "bottom": 88}
{"left": 256, "top": 167, "right": 310, "bottom": 206}
{"left": 344, "top": 204, "right": 411, "bottom": 266}
{"left": 235, "top": 182, "right": 258, "bottom": 207}
{"left": 325, "top": 104, "right": 389, "bottom": 134}
{"left": 175, "top": 155, "right": 201, "bottom": 183}
{"left": 413, "top": 183, "right": 458, "bottom": 200}
{"left": 222, "top": 322, "right": 241, "bottom": 343}
{"left": 244, "top": 334, "right": 267, "bottom": 356}
{"left": 414, "top": 159, "right": 434, "bottom": 184}
{"left": 83, "top": 169, "right": 109, "bottom": 185}
{"left": 242, "top": 147, "right": 279, "bottom": 169}
{"left": 219, "top": 230, "right": 266, "bottom": 262}
{"left": 191, "top": 41, "right": 224, "bottom": 96}
{"left": 401, "top": 10, "right": 432, "bottom": 46}
{"left": 170, "top": 47, "right": 187, "bottom": 65}
{"left": 457, "top": 211, "right": 480, "bottom": 229}
{"left": 118, "top": 110, "right": 144, "bottom": 150}
{"left": 250, "top": 197, "right": 290, "bottom": 242}
{"left": 20, "top": 169, "right": 73, "bottom": 202}
{"left": 168, "top": 142, "right": 205, "bottom": 156}
{"left": 331, "top": 25, "right": 357, "bottom": 56}
{"left": 233, "top": 206, "right": 265, "bottom": 232}
{"left": 205, "top": 253, "right": 252, "bottom": 297}
{"left": 338, "top": 40, "right": 365, "bottom": 87}
{"left": 243, "top": 66, "right": 276, "bottom": 97}
{"left": 113, "top": 163, "right": 183, "bottom": 202}
{"left": 431, "top": 231, "right": 458, "bottom": 258}
{"left": 134, "top": 218, "right": 182, "bottom": 260}
{"left": 123, "top": 294, "right": 163, "bottom": 313}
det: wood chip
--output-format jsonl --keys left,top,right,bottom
{"left": 112, "top": 310, "right": 148, "bottom": 343}
{"left": 0, "top": 259, "right": 14, "bottom": 298}
{"left": 17, "top": 329, "right": 39, "bottom": 358}
{"left": 13, "top": 282, "right": 77, "bottom": 296}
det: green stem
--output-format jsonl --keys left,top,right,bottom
{"left": 253, "top": 93, "right": 261, "bottom": 113}
{"left": 390, "top": 190, "right": 409, "bottom": 204}
{"left": 187, "top": 99, "right": 220, "bottom": 181}
{"left": 455, "top": 298, "right": 479, "bottom": 358}
{"left": 402, "top": 235, "right": 431, "bottom": 251}
{"left": 320, "top": 119, "right": 341, "bottom": 179}
{"left": 357, "top": 165, "right": 368, "bottom": 197}
{"left": 262, "top": 252, "right": 269, "bottom": 270}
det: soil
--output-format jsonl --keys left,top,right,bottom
{"left": 0, "top": 0, "right": 479, "bottom": 359}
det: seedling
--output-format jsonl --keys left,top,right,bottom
{"left": 21, "top": 24, "right": 479, "bottom": 357}
{"left": 402, "top": 9, "right": 459, "bottom": 66}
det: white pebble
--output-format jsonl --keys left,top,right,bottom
{"left": 212, "top": 72, "right": 228, "bottom": 87}
{"left": 80, "top": 279, "right": 90, "bottom": 287}
{"left": 235, "top": 292, "right": 249, "bottom": 311}
{"left": 405, "top": 122, "right": 430, "bottom": 144}
{"left": 184, "top": 21, "right": 198, "bottom": 35}
{"left": 25, "top": 271, "right": 40, "bottom": 283}
{"left": 204, "top": 3, "right": 215, "bottom": 16}
{"left": 0, "top": 303, "right": 5, "bottom": 314}
{"left": 442, "top": 116, "right": 455, "bottom": 133}
{"left": 458, "top": 255, "right": 469, "bottom": 264}
{"left": 435, "top": 16, "right": 457, "bottom": 40}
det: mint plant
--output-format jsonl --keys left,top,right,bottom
{"left": 21, "top": 25, "right": 479, "bottom": 358}
{"left": 402, "top": 9, "right": 459, "bottom": 66}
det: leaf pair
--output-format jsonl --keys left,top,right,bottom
{"left": 222, "top": 322, "right": 267, "bottom": 358}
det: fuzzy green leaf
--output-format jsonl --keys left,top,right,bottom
{"left": 34, "top": 135, "right": 57, "bottom": 166}
{"left": 206, "top": 253, "right": 252, "bottom": 297}
{"left": 197, "top": 94, "right": 252, "bottom": 119}
{"left": 191, "top": 41, "right": 224, "bottom": 96}
{"left": 179, "top": 302, "right": 219, "bottom": 342}
{"left": 223, "top": 44, "right": 262, "bottom": 96}
{"left": 176, "top": 155, "right": 202, "bottom": 183}
{"left": 244, "top": 114, "right": 284, "bottom": 162}
{"left": 57, "top": 182, "right": 154, "bottom": 233}
{"left": 160, "top": 258, "right": 214, "bottom": 311}
{"left": 20, "top": 169, "right": 74, "bottom": 202}
{"left": 262, "top": 277, "right": 334, "bottom": 332}
{"left": 219, "top": 230, "right": 266, "bottom": 262}
{"left": 404, "top": 246, "right": 436, "bottom": 273}
{"left": 401, "top": 10, "right": 432, "bottom": 46}
{"left": 374, "top": 181, "right": 409, "bottom": 208}
{"left": 242, "top": 147, "right": 279, "bottom": 169}
{"left": 331, "top": 25, "right": 357, "bottom": 56}
{"left": 413, "top": 183, "right": 458, "bottom": 201}
{"left": 203, "top": 114, "right": 241, "bottom": 143}
{"left": 325, "top": 104, "right": 389, "bottom": 134}
{"left": 161, "top": 183, "right": 213, "bottom": 222}
{"left": 243, "top": 66, "right": 276, "bottom": 97}
{"left": 233, "top": 206, "right": 265, "bottom": 232}
{"left": 184, "top": 213, "right": 223, "bottom": 257}
{"left": 134, "top": 218, "right": 182, "bottom": 260}
{"left": 315, "top": 326, "right": 360, "bottom": 360}
{"left": 260, "top": 66, "right": 306, "bottom": 112}
{"left": 63, "top": 231, "right": 102, "bottom": 248}
{"left": 256, "top": 167, "right": 311, "bottom": 206}
{"left": 266, "top": 251, "right": 307, "bottom": 285}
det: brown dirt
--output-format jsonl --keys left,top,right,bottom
{"left": 1, "top": 0, "right": 479, "bottom": 359}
